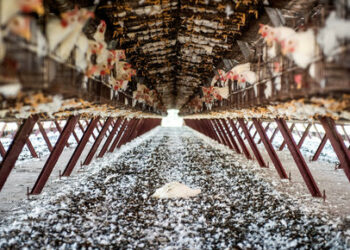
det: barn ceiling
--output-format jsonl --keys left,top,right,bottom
{"left": 90, "top": 0, "right": 262, "bottom": 109}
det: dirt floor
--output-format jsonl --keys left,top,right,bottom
{"left": 0, "top": 126, "right": 349, "bottom": 248}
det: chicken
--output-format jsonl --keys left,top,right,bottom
{"left": 213, "top": 85, "right": 229, "bottom": 100}
{"left": 237, "top": 70, "right": 258, "bottom": 96}
{"left": 132, "top": 83, "right": 149, "bottom": 106}
{"left": 86, "top": 40, "right": 104, "bottom": 62}
{"left": 86, "top": 62, "right": 110, "bottom": 78}
{"left": 93, "top": 20, "right": 107, "bottom": 43}
{"left": 151, "top": 182, "right": 201, "bottom": 199}
{"left": 46, "top": 8, "right": 80, "bottom": 52}
{"left": 0, "top": 0, "right": 44, "bottom": 25}
{"left": 281, "top": 29, "right": 318, "bottom": 69}
{"left": 7, "top": 15, "right": 31, "bottom": 41}
{"left": 317, "top": 11, "right": 350, "bottom": 58}
{"left": 55, "top": 9, "right": 94, "bottom": 61}
{"left": 116, "top": 61, "right": 136, "bottom": 80}
{"left": 225, "top": 63, "right": 251, "bottom": 82}
{"left": 74, "top": 34, "right": 89, "bottom": 71}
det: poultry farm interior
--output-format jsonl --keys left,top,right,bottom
{"left": 0, "top": 0, "right": 349, "bottom": 248}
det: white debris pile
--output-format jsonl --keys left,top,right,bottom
{"left": 152, "top": 182, "right": 201, "bottom": 198}
{"left": 0, "top": 127, "right": 348, "bottom": 249}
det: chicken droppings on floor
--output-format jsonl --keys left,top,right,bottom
{"left": 0, "top": 127, "right": 349, "bottom": 249}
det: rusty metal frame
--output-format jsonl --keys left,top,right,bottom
{"left": 31, "top": 115, "right": 80, "bottom": 194}
{"left": 98, "top": 118, "right": 123, "bottom": 158}
{"left": 37, "top": 121, "right": 53, "bottom": 152}
{"left": 0, "top": 115, "right": 39, "bottom": 191}
{"left": 238, "top": 118, "right": 267, "bottom": 168}
{"left": 227, "top": 118, "right": 251, "bottom": 159}
{"left": 275, "top": 118, "right": 322, "bottom": 197}
{"left": 83, "top": 117, "right": 113, "bottom": 166}
{"left": 62, "top": 117, "right": 100, "bottom": 177}
{"left": 320, "top": 117, "right": 350, "bottom": 182}
{"left": 109, "top": 119, "right": 129, "bottom": 152}
{"left": 253, "top": 118, "right": 288, "bottom": 179}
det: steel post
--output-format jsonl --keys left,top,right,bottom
{"left": 31, "top": 115, "right": 80, "bottom": 194}
{"left": 0, "top": 115, "right": 39, "bottom": 191}
{"left": 275, "top": 118, "right": 322, "bottom": 197}
{"left": 62, "top": 117, "right": 100, "bottom": 176}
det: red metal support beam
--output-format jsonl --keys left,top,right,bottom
{"left": 98, "top": 118, "right": 123, "bottom": 158}
{"left": 252, "top": 118, "right": 288, "bottom": 179}
{"left": 109, "top": 119, "right": 129, "bottom": 152}
{"left": 219, "top": 119, "right": 241, "bottom": 153}
{"left": 319, "top": 117, "right": 350, "bottom": 182}
{"left": 25, "top": 137, "right": 39, "bottom": 158}
{"left": 62, "top": 117, "right": 100, "bottom": 177}
{"left": 270, "top": 127, "right": 279, "bottom": 144}
{"left": 37, "top": 121, "right": 53, "bottom": 152}
{"left": 214, "top": 119, "right": 233, "bottom": 149}
{"left": 238, "top": 118, "right": 267, "bottom": 167}
{"left": 297, "top": 123, "right": 312, "bottom": 149}
{"left": 0, "top": 115, "right": 39, "bottom": 191}
{"left": 0, "top": 140, "right": 6, "bottom": 158}
{"left": 227, "top": 119, "right": 251, "bottom": 159}
{"left": 85, "top": 119, "right": 97, "bottom": 140}
{"left": 275, "top": 118, "right": 322, "bottom": 197}
{"left": 210, "top": 120, "right": 226, "bottom": 145}
{"left": 55, "top": 120, "right": 70, "bottom": 148}
{"left": 257, "top": 123, "right": 271, "bottom": 144}
{"left": 83, "top": 117, "right": 113, "bottom": 166}
{"left": 341, "top": 125, "right": 350, "bottom": 144}
{"left": 311, "top": 135, "right": 328, "bottom": 162}
{"left": 31, "top": 115, "right": 80, "bottom": 194}
{"left": 206, "top": 120, "right": 221, "bottom": 142}
{"left": 117, "top": 119, "right": 139, "bottom": 148}
{"left": 279, "top": 123, "right": 296, "bottom": 151}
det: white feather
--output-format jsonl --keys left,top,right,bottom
{"left": 152, "top": 182, "right": 201, "bottom": 199}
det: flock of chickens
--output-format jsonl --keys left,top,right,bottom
{"left": 189, "top": 9, "right": 350, "bottom": 113}
{"left": 0, "top": 0, "right": 164, "bottom": 110}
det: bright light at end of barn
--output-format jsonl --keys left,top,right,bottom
{"left": 161, "top": 109, "right": 183, "bottom": 127}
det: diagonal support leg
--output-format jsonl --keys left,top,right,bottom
{"left": 62, "top": 117, "right": 100, "bottom": 177}
{"left": 25, "top": 137, "right": 39, "bottom": 158}
{"left": 98, "top": 118, "right": 123, "bottom": 158}
{"left": 257, "top": 122, "right": 271, "bottom": 144}
{"left": 238, "top": 118, "right": 267, "bottom": 167}
{"left": 55, "top": 120, "right": 70, "bottom": 148}
{"left": 220, "top": 119, "right": 241, "bottom": 154}
{"left": 253, "top": 118, "right": 288, "bottom": 179}
{"left": 109, "top": 119, "right": 128, "bottom": 153}
{"left": 38, "top": 121, "right": 53, "bottom": 152}
{"left": 297, "top": 123, "right": 312, "bottom": 149}
{"left": 275, "top": 118, "right": 322, "bottom": 197}
{"left": 31, "top": 116, "right": 80, "bottom": 194}
{"left": 279, "top": 123, "right": 296, "bottom": 151}
{"left": 311, "top": 135, "right": 328, "bottom": 162}
{"left": 320, "top": 117, "right": 350, "bottom": 182}
{"left": 83, "top": 117, "right": 113, "bottom": 166}
{"left": 227, "top": 119, "right": 251, "bottom": 159}
{"left": 0, "top": 115, "right": 39, "bottom": 191}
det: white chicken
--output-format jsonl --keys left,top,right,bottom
{"left": 151, "top": 182, "right": 201, "bottom": 199}
{"left": 93, "top": 20, "right": 107, "bottom": 43}
{"left": 55, "top": 9, "right": 94, "bottom": 61}
{"left": 237, "top": 70, "right": 258, "bottom": 96}
{"left": 46, "top": 8, "right": 80, "bottom": 52}
{"left": 7, "top": 15, "right": 32, "bottom": 41}
{"left": 213, "top": 85, "right": 229, "bottom": 100}
{"left": 74, "top": 33, "right": 89, "bottom": 71}
{"left": 281, "top": 29, "right": 318, "bottom": 70}
{"left": 317, "top": 11, "right": 350, "bottom": 58}
{"left": 225, "top": 63, "right": 251, "bottom": 83}
{"left": 0, "top": 0, "right": 44, "bottom": 25}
